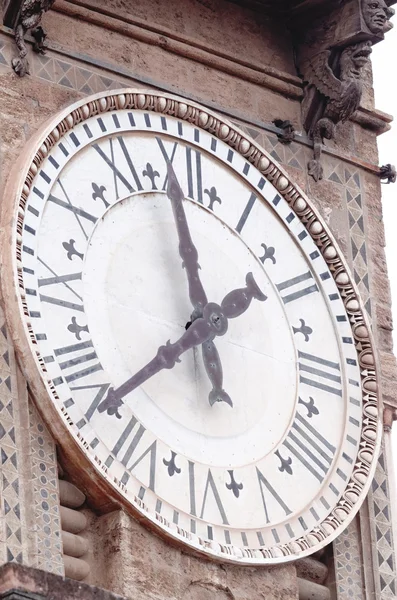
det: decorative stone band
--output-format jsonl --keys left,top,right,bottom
{"left": 2, "top": 90, "right": 381, "bottom": 564}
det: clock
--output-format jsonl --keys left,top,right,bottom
{"left": 0, "top": 90, "right": 381, "bottom": 564}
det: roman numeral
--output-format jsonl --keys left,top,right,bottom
{"left": 38, "top": 258, "right": 82, "bottom": 307}
{"left": 298, "top": 351, "right": 342, "bottom": 397}
{"left": 38, "top": 272, "right": 82, "bottom": 287}
{"left": 156, "top": 137, "right": 178, "bottom": 189}
{"left": 112, "top": 416, "right": 157, "bottom": 491}
{"left": 200, "top": 470, "right": 229, "bottom": 525}
{"left": 93, "top": 137, "right": 143, "bottom": 199}
{"left": 186, "top": 146, "right": 203, "bottom": 203}
{"left": 236, "top": 193, "right": 257, "bottom": 233}
{"left": 187, "top": 463, "right": 229, "bottom": 525}
{"left": 256, "top": 467, "right": 292, "bottom": 523}
{"left": 69, "top": 382, "right": 111, "bottom": 421}
{"left": 40, "top": 295, "right": 84, "bottom": 312}
{"left": 54, "top": 340, "right": 102, "bottom": 384}
{"left": 48, "top": 179, "right": 97, "bottom": 241}
{"left": 283, "top": 412, "right": 336, "bottom": 482}
{"left": 276, "top": 271, "right": 319, "bottom": 304}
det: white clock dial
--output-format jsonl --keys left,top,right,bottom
{"left": 2, "top": 91, "right": 380, "bottom": 565}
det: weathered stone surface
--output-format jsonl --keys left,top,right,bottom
{"left": 85, "top": 510, "right": 298, "bottom": 600}
{"left": 298, "top": 577, "right": 331, "bottom": 600}
{"left": 0, "top": 563, "right": 121, "bottom": 599}
{"left": 295, "top": 557, "right": 328, "bottom": 585}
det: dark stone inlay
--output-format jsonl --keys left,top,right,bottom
{"left": 24, "top": 224, "right": 36, "bottom": 236}
{"left": 97, "top": 118, "right": 107, "bottom": 132}
{"left": 273, "top": 194, "right": 281, "bottom": 206}
{"left": 286, "top": 212, "right": 295, "bottom": 223}
{"left": 59, "top": 143, "right": 69, "bottom": 156}
{"left": 33, "top": 187, "right": 44, "bottom": 199}
{"left": 39, "top": 170, "right": 51, "bottom": 184}
{"left": 28, "top": 205, "right": 39, "bottom": 217}
{"left": 70, "top": 133, "right": 80, "bottom": 147}
{"left": 49, "top": 156, "right": 59, "bottom": 169}
{"left": 272, "top": 528, "right": 280, "bottom": 543}
{"left": 329, "top": 483, "right": 339, "bottom": 496}
{"left": 83, "top": 124, "right": 93, "bottom": 138}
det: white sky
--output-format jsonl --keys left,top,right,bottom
{"left": 372, "top": 23, "right": 397, "bottom": 472}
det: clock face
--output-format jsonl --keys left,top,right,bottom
{"left": 3, "top": 92, "right": 380, "bottom": 564}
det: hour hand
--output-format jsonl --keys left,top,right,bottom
{"left": 166, "top": 161, "right": 208, "bottom": 319}
{"left": 97, "top": 303, "right": 229, "bottom": 418}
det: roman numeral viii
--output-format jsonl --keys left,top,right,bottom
{"left": 283, "top": 412, "right": 336, "bottom": 483}
{"left": 256, "top": 468, "right": 292, "bottom": 524}
{"left": 298, "top": 351, "right": 342, "bottom": 397}
{"left": 112, "top": 416, "right": 157, "bottom": 492}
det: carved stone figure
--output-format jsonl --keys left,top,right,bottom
{"left": 12, "top": 0, "right": 55, "bottom": 77}
{"left": 362, "top": 0, "right": 395, "bottom": 35}
{"left": 273, "top": 119, "right": 296, "bottom": 144}
{"left": 379, "top": 164, "right": 397, "bottom": 184}
{"left": 302, "top": 41, "right": 372, "bottom": 181}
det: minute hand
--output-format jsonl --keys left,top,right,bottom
{"left": 166, "top": 161, "right": 208, "bottom": 318}
{"left": 98, "top": 272, "right": 267, "bottom": 417}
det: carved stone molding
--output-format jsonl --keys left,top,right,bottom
{"left": 10, "top": 0, "right": 55, "bottom": 77}
{"left": 296, "top": 0, "right": 395, "bottom": 181}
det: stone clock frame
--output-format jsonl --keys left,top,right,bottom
{"left": 0, "top": 89, "right": 382, "bottom": 565}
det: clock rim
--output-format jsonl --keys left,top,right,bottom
{"left": 0, "top": 88, "right": 383, "bottom": 565}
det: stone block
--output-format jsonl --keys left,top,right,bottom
{"left": 0, "top": 562, "right": 124, "bottom": 599}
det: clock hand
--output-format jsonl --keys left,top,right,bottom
{"left": 98, "top": 272, "right": 267, "bottom": 417}
{"left": 202, "top": 340, "right": 233, "bottom": 408}
{"left": 166, "top": 160, "right": 208, "bottom": 320}
{"left": 166, "top": 161, "right": 231, "bottom": 406}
